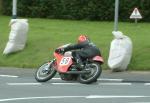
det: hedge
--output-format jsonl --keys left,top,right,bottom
{"left": 1, "top": 0, "right": 150, "bottom": 21}
{"left": 0, "top": 0, "right": 2, "bottom": 14}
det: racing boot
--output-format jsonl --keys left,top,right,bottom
{"left": 76, "top": 58, "right": 84, "bottom": 70}
{"left": 72, "top": 52, "right": 84, "bottom": 70}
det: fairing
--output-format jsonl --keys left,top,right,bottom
{"left": 54, "top": 52, "right": 73, "bottom": 73}
{"left": 92, "top": 56, "right": 104, "bottom": 64}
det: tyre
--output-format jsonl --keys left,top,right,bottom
{"left": 77, "top": 62, "right": 102, "bottom": 84}
{"left": 35, "top": 61, "right": 57, "bottom": 82}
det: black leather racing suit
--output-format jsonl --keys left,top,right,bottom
{"left": 63, "top": 40, "right": 101, "bottom": 66}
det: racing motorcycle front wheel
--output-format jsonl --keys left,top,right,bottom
{"left": 77, "top": 62, "right": 102, "bottom": 84}
{"left": 35, "top": 61, "right": 57, "bottom": 82}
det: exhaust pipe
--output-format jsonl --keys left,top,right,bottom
{"left": 65, "top": 70, "right": 91, "bottom": 74}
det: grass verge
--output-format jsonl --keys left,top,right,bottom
{"left": 0, "top": 15, "right": 150, "bottom": 70}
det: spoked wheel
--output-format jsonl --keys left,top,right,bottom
{"left": 35, "top": 61, "right": 57, "bottom": 82}
{"left": 77, "top": 62, "right": 102, "bottom": 84}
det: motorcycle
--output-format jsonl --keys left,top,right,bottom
{"left": 35, "top": 44, "right": 104, "bottom": 84}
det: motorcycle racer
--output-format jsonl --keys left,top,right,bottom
{"left": 55, "top": 34, "right": 101, "bottom": 69}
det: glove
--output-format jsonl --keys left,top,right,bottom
{"left": 55, "top": 48, "right": 61, "bottom": 53}
{"left": 55, "top": 48, "right": 64, "bottom": 53}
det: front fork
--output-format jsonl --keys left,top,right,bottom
{"left": 49, "top": 58, "right": 57, "bottom": 68}
{"left": 43, "top": 59, "right": 56, "bottom": 72}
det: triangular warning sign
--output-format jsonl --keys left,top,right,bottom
{"left": 130, "top": 8, "right": 142, "bottom": 19}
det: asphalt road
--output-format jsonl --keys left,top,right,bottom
{"left": 0, "top": 67, "right": 150, "bottom": 103}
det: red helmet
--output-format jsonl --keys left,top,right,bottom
{"left": 78, "top": 35, "right": 88, "bottom": 43}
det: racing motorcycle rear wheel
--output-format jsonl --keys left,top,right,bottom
{"left": 35, "top": 61, "right": 57, "bottom": 82}
{"left": 77, "top": 62, "right": 102, "bottom": 84}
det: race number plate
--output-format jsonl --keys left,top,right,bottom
{"left": 60, "top": 57, "right": 71, "bottom": 65}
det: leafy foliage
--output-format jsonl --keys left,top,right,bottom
{"left": 1, "top": 0, "right": 150, "bottom": 21}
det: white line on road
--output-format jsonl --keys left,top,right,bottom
{"left": 144, "top": 83, "right": 150, "bottom": 86}
{"left": 0, "top": 95, "right": 149, "bottom": 102}
{"left": 52, "top": 78, "right": 61, "bottom": 80}
{"left": 86, "top": 95, "right": 150, "bottom": 98}
{"left": 52, "top": 78, "right": 124, "bottom": 82}
{"left": 51, "top": 83, "right": 80, "bottom": 85}
{"left": 98, "top": 78, "right": 123, "bottom": 82}
{"left": 52, "top": 82, "right": 132, "bottom": 86}
{"left": 7, "top": 82, "right": 150, "bottom": 86}
{"left": 130, "top": 102, "right": 150, "bottom": 103}
{"left": 0, "top": 96, "right": 84, "bottom": 102}
{"left": 0, "top": 75, "right": 18, "bottom": 78}
{"left": 99, "top": 83, "right": 132, "bottom": 86}
{"left": 7, "top": 83, "right": 42, "bottom": 86}
{"left": 7, "top": 82, "right": 132, "bottom": 86}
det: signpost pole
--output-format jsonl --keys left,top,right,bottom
{"left": 12, "top": 0, "right": 17, "bottom": 19}
{"left": 114, "top": 0, "right": 119, "bottom": 31}
{"left": 135, "top": 18, "right": 138, "bottom": 24}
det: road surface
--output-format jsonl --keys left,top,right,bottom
{"left": 0, "top": 67, "right": 150, "bottom": 103}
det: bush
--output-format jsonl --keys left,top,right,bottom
{"left": 0, "top": 0, "right": 2, "bottom": 13}
{"left": 1, "top": 0, "right": 150, "bottom": 21}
